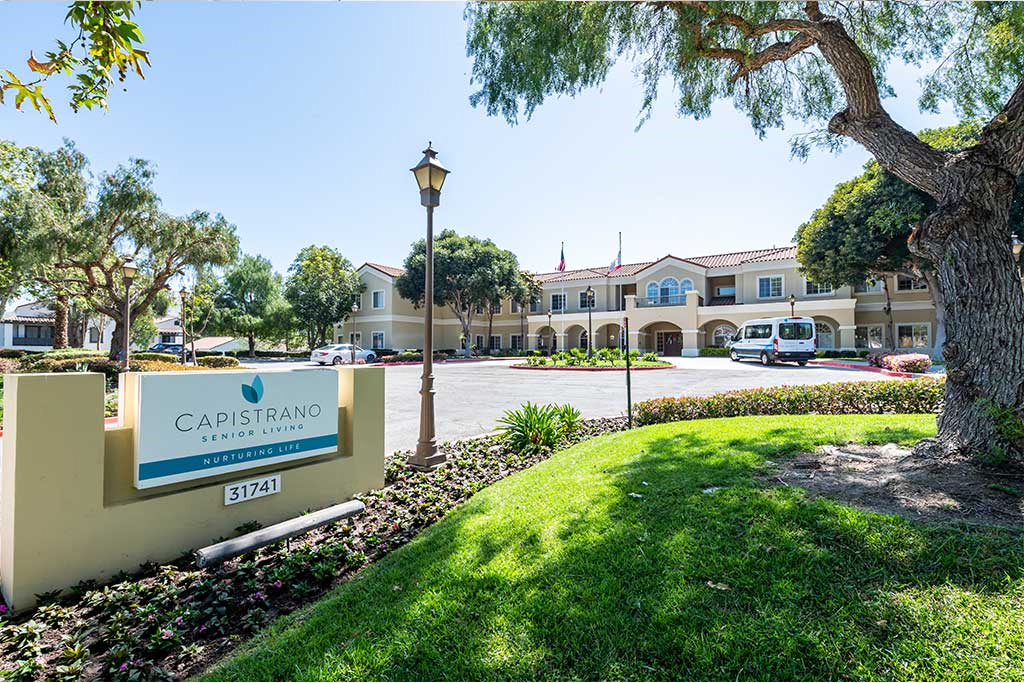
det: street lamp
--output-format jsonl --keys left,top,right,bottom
{"left": 350, "top": 302, "right": 359, "bottom": 365}
{"left": 409, "top": 142, "right": 450, "bottom": 471}
{"left": 179, "top": 287, "right": 189, "bottom": 365}
{"left": 788, "top": 293, "right": 797, "bottom": 317}
{"left": 121, "top": 260, "right": 138, "bottom": 369}
{"left": 586, "top": 285, "right": 594, "bottom": 359}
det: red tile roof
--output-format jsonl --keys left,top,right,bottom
{"left": 532, "top": 246, "right": 797, "bottom": 281}
{"left": 1, "top": 315, "right": 55, "bottom": 324}
{"left": 362, "top": 262, "right": 406, "bottom": 278}
{"left": 743, "top": 245, "right": 798, "bottom": 263}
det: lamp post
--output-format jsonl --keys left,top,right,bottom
{"left": 547, "top": 310, "right": 553, "bottom": 354}
{"left": 179, "top": 287, "right": 189, "bottom": 365}
{"left": 350, "top": 302, "right": 359, "bottom": 365}
{"left": 409, "top": 142, "right": 450, "bottom": 471}
{"left": 121, "top": 260, "right": 138, "bottom": 369}
{"left": 586, "top": 285, "right": 594, "bottom": 359}
{"left": 788, "top": 293, "right": 796, "bottom": 317}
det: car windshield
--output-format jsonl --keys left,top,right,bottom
{"left": 778, "top": 322, "right": 814, "bottom": 340}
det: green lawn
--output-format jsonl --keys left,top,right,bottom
{"left": 206, "top": 415, "right": 1023, "bottom": 681}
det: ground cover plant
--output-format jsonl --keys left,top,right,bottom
{"left": 867, "top": 352, "right": 933, "bottom": 374}
{"left": 207, "top": 414, "right": 1023, "bottom": 681}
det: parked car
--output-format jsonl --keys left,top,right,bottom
{"left": 153, "top": 344, "right": 192, "bottom": 360}
{"left": 727, "top": 316, "right": 816, "bottom": 366}
{"left": 311, "top": 344, "right": 377, "bottom": 365}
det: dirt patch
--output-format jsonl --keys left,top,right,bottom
{"left": 763, "top": 443, "right": 1023, "bottom": 528}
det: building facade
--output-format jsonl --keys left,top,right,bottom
{"left": 1, "top": 302, "right": 185, "bottom": 352}
{"left": 339, "top": 247, "right": 939, "bottom": 357}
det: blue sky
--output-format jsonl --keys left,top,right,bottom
{"left": 1, "top": 2, "right": 958, "bottom": 277}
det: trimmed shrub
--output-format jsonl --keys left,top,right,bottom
{"left": 635, "top": 379, "right": 944, "bottom": 426}
{"left": 197, "top": 355, "right": 241, "bottom": 368}
{"left": 641, "top": 352, "right": 659, "bottom": 362}
{"left": 132, "top": 352, "right": 181, "bottom": 362}
{"left": 867, "top": 351, "right": 932, "bottom": 373}
{"left": 20, "top": 351, "right": 107, "bottom": 372}
{"left": 379, "top": 352, "right": 448, "bottom": 364}
{"left": 699, "top": 347, "right": 730, "bottom": 357}
{"left": 0, "top": 349, "right": 26, "bottom": 359}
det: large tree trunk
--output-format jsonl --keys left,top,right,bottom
{"left": 881, "top": 277, "right": 896, "bottom": 351}
{"left": 913, "top": 166, "right": 1024, "bottom": 460}
{"left": 108, "top": 320, "right": 126, "bottom": 362}
{"left": 248, "top": 332, "right": 256, "bottom": 358}
{"left": 52, "top": 295, "right": 69, "bottom": 349}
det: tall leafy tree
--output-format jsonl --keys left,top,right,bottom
{"left": 1, "top": 143, "right": 238, "bottom": 359}
{"left": 1, "top": 2, "right": 149, "bottom": 122}
{"left": 284, "top": 245, "right": 363, "bottom": 349}
{"left": 478, "top": 243, "right": 523, "bottom": 353}
{"left": 210, "top": 255, "right": 283, "bottom": 358}
{"left": 511, "top": 271, "right": 543, "bottom": 353}
{"left": 797, "top": 121, "right": 1024, "bottom": 356}
{"left": 466, "top": 1, "right": 1024, "bottom": 460}
{"left": 396, "top": 230, "right": 519, "bottom": 358}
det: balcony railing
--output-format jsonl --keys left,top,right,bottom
{"left": 636, "top": 295, "right": 688, "bottom": 308}
{"left": 13, "top": 336, "right": 54, "bottom": 346}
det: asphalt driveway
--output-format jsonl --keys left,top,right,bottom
{"left": 241, "top": 357, "right": 901, "bottom": 454}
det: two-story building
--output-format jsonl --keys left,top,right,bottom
{"left": 338, "top": 246, "right": 939, "bottom": 357}
{"left": 1, "top": 302, "right": 185, "bottom": 352}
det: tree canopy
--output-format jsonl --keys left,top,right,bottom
{"left": 1, "top": 1, "right": 149, "bottom": 122}
{"left": 396, "top": 229, "right": 522, "bottom": 356}
{"left": 211, "top": 254, "right": 284, "bottom": 357}
{"left": 284, "top": 245, "right": 362, "bottom": 349}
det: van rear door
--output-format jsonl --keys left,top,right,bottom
{"left": 777, "top": 320, "right": 814, "bottom": 354}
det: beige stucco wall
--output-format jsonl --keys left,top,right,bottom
{"left": 1, "top": 367, "right": 384, "bottom": 609}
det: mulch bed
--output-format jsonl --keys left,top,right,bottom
{"left": 763, "top": 443, "right": 1023, "bottom": 528}
{"left": 0, "top": 418, "right": 626, "bottom": 681}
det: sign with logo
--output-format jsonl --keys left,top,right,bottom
{"left": 133, "top": 370, "right": 339, "bottom": 489}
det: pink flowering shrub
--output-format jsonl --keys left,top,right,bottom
{"left": 866, "top": 352, "right": 932, "bottom": 373}
{"left": 634, "top": 379, "right": 944, "bottom": 426}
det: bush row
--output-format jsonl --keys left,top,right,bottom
{"left": 817, "top": 349, "right": 872, "bottom": 359}
{"left": 699, "top": 347, "right": 730, "bottom": 357}
{"left": 867, "top": 351, "right": 932, "bottom": 373}
{"left": 635, "top": 379, "right": 944, "bottom": 426}
{"left": 379, "top": 352, "right": 449, "bottom": 364}
{"left": 197, "top": 355, "right": 241, "bottom": 368}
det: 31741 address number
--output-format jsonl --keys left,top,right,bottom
{"left": 224, "top": 474, "right": 281, "bottom": 506}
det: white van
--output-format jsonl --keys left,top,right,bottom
{"left": 726, "top": 316, "right": 816, "bottom": 366}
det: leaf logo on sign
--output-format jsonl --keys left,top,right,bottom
{"left": 241, "top": 375, "right": 264, "bottom": 404}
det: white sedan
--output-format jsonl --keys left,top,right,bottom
{"left": 311, "top": 344, "right": 377, "bottom": 365}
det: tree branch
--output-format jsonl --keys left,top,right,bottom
{"left": 977, "top": 77, "right": 1024, "bottom": 175}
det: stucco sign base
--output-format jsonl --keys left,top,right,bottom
{"left": 0, "top": 368, "right": 384, "bottom": 610}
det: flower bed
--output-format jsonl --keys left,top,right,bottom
{"left": 0, "top": 417, "right": 626, "bottom": 681}
{"left": 635, "top": 379, "right": 944, "bottom": 426}
{"left": 866, "top": 351, "right": 932, "bottom": 373}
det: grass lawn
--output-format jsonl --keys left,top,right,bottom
{"left": 206, "top": 415, "right": 1023, "bottom": 681}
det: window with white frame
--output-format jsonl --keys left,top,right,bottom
{"left": 88, "top": 326, "right": 100, "bottom": 343}
{"left": 371, "top": 290, "right": 385, "bottom": 309}
{"left": 680, "top": 278, "right": 694, "bottom": 293}
{"left": 805, "top": 280, "right": 834, "bottom": 296}
{"left": 578, "top": 291, "right": 595, "bottom": 309}
{"left": 855, "top": 279, "right": 883, "bottom": 293}
{"left": 474, "top": 334, "right": 484, "bottom": 350}
{"left": 711, "top": 324, "right": 736, "bottom": 347}
{"left": 529, "top": 298, "right": 541, "bottom": 313}
{"left": 371, "top": 331, "right": 385, "bottom": 349}
{"left": 161, "top": 333, "right": 177, "bottom": 344}
{"left": 757, "top": 275, "right": 783, "bottom": 299}
{"left": 490, "top": 302, "right": 502, "bottom": 314}
{"left": 896, "top": 276, "right": 927, "bottom": 292}
{"left": 551, "top": 293, "right": 566, "bottom": 311}
{"left": 815, "top": 321, "right": 834, "bottom": 349}
{"left": 511, "top": 301, "right": 521, "bottom": 313}
{"left": 715, "top": 285, "right": 736, "bottom": 297}
{"left": 474, "top": 303, "right": 484, "bottom": 315}
{"left": 349, "top": 331, "right": 362, "bottom": 345}
{"left": 510, "top": 334, "right": 523, "bottom": 351}
{"left": 855, "top": 325, "right": 884, "bottom": 349}
{"left": 489, "top": 334, "right": 501, "bottom": 351}
{"left": 897, "top": 323, "right": 930, "bottom": 349}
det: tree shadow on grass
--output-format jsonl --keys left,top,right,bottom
{"left": 211, "top": 418, "right": 1023, "bottom": 682}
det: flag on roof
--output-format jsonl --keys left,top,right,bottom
{"left": 557, "top": 242, "right": 566, "bottom": 272}
{"left": 608, "top": 232, "right": 622, "bottom": 274}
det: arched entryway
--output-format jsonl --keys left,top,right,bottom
{"left": 595, "top": 322, "right": 623, "bottom": 350}
{"left": 639, "top": 321, "right": 683, "bottom": 356}
{"left": 701, "top": 319, "right": 738, "bottom": 348}
{"left": 812, "top": 316, "right": 841, "bottom": 350}
{"left": 565, "top": 324, "right": 587, "bottom": 350}
{"left": 535, "top": 325, "right": 556, "bottom": 352}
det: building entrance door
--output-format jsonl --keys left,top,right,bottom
{"left": 658, "top": 331, "right": 683, "bottom": 356}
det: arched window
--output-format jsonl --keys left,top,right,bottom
{"left": 646, "top": 282, "right": 659, "bottom": 303}
{"left": 815, "top": 321, "right": 834, "bottom": 350}
{"left": 712, "top": 324, "right": 736, "bottom": 347}
{"left": 680, "top": 278, "right": 694, "bottom": 293}
{"left": 579, "top": 330, "right": 588, "bottom": 350}
{"left": 659, "top": 277, "right": 679, "bottom": 304}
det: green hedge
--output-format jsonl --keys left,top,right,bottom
{"left": 635, "top": 379, "right": 944, "bottom": 426}
{"left": 20, "top": 349, "right": 107, "bottom": 371}
{"left": 817, "top": 349, "right": 871, "bottom": 359}
{"left": 699, "top": 347, "right": 730, "bottom": 357}
{"left": 379, "top": 352, "right": 449, "bottom": 364}
{"left": 0, "top": 349, "right": 26, "bottom": 359}
{"left": 197, "top": 355, "right": 240, "bottom": 368}
{"left": 132, "top": 352, "right": 181, "bottom": 363}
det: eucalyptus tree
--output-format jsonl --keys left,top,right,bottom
{"left": 467, "top": 1, "right": 1024, "bottom": 460}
